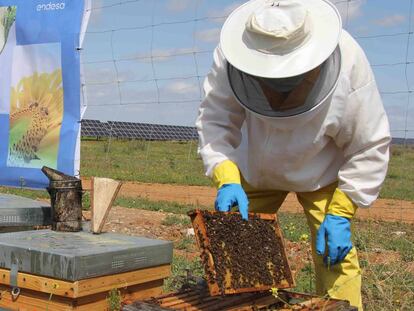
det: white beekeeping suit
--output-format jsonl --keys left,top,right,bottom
{"left": 195, "top": 1, "right": 390, "bottom": 309}
{"left": 196, "top": 30, "right": 390, "bottom": 208}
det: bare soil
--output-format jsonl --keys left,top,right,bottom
{"left": 359, "top": 250, "right": 401, "bottom": 265}
{"left": 83, "top": 206, "right": 404, "bottom": 285}
{"left": 80, "top": 179, "right": 414, "bottom": 286}
{"left": 83, "top": 179, "right": 414, "bottom": 223}
{"left": 83, "top": 206, "right": 310, "bottom": 281}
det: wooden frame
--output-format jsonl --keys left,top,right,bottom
{"left": 188, "top": 210, "right": 295, "bottom": 296}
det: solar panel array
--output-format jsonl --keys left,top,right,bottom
{"left": 81, "top": 119, "right": 198, "bottom": 141}
{"left": 81, "top": 119, "right": 414, "bottom": 145}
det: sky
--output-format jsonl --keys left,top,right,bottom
{"left": 81, "top": 0, "right": 414, "bottom": 138}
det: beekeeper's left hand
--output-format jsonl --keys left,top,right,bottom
{"left": 316, "top": 214, "right": 353, "bottom": 265}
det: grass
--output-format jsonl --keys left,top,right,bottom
{"left": 175, "top": 236, "right": 195, "bottom": 251}
{"left": 0, "top": 139, "right": 412, "bottom": 309}
{"left": 380, "top": 145, "right": 414, "bottom": 201}
{"left": 283, "top": 213, "right": 414, "bottom": 311}
{"left": 0, "top": 173, "right": 411, "bottom": 309}
{"left": 114, "top": 196, "right": 199, "bottom": 214}
{"left": 278, "top": 213, "right": 414, "bottom": 310}
{"left": 157, "top": 207, "right": 414, "bottom": 310}
{"left": 0, "top": 186, "right": 93, "bottom": 210}
{"left": 362, "top": 263, "right": 414, "bottom": 310}
{"left": 1, "top": 141, "right": 412, "bottom": 202}
{"left": 80, "top": 140, "right": 414, "bottom": 201}
{"left": 0, "top": 186, "right": 49, "bottom": 200}
{"left": 279, "top": 213, "right": 414, "bottom": 310}
{"left": 162, "top": 214, "right": 191, "bottom": 226}
{"left": 293, "top": 263, "right": 315, "bottom": 293}
{"left": 353, "top": 219, "right": 414, "bottom": 262}
{"left": 81, "top": 139, "right": 211, "bottom": 186}
{"left": 107, "top": 288, "right": 121, "bottom": 311}
{"left": 149, "top": 200, "right": 414, "bottom": 309}
{"left": 163, "top": 255, "right": 204, "bottom": 292}
{"left": 278, "top": 213, "right": 309, "bottom": 242}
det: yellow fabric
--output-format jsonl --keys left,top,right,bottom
{"left": 328, "top": 188, "right": 358, "bottom": 219}
{"left": 243, "top": 181, "right": 363, "bottom": 310}
{"left": 212, "top": 160, "right": 241, "bottom": 188}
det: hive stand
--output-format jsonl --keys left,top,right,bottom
{"left": 0, "top": 265, "right": 170, "bottom": 310}
{"left": 125, "top": 288, "right": 357, "bottom": 310}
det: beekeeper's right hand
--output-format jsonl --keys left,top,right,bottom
{"left": 213, "top": 160, "right": 249, "bottom": 220}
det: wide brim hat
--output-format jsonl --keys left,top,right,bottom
{"left": 220, "top": 0, "right": 342, "bottom": 79}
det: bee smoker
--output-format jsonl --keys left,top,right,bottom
{"left": 41, "top": 166, "right": 83, "bottom": 232}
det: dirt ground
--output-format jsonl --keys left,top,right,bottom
{"left": 83, "top": 206, "right": 312, "bottom": 281}
{"left": 83, "top": 178, "right": 414, "bottom": 223}
{"left": 83, "top": 204, "right": 414, "bottom": 285}
{"left": 82, "top": 177, "right": 414, "bottom": 282}
{"left": 79, "top": 179, "right": 414, "bottom": 309}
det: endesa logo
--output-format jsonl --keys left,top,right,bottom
{"left": 36, "top": 2, "right": 66, "bottom": 11}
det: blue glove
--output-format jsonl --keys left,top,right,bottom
{"left": 316, "top": 214, "right": 353, "bottom": 266}
{"left": 215, "top": 183, "right": 249, "bottom": 220}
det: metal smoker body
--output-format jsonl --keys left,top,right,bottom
{"left": 41, "top": 166, "right": 83, "bottom": 232}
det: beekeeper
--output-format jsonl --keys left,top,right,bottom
{"left": 196, "top": 0, "right": 391, "bottom": 309}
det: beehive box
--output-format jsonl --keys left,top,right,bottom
{"left": 124, "top": 288, "right": 357, "bottom": 311}
{"left": 188, "top": 210, "right": 295, "bottom": 296}
{"left": 0, "top": 229, "right": 173, "bottom": 310}
{"left": 0, "top": 193, "right": 51, "bottom": 228}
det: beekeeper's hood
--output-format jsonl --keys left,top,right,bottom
{"left": 221, "top": 0, "right": 342, "bottom": 118}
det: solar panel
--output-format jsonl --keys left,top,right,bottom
{"left": 81, "top": 119, "right": 198, "bottom": 141}
{"left": 81, "top": 120, "right": 109, "bottom": 137}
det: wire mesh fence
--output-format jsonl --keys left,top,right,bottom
{"left": 80, "top": 0, "right": 413, "bottom": 202}
{"left": 80, "top": 0, "right": 414, "bottom": 211}
{"left": 81, "top": 0, "right": 413, "bottom": 137}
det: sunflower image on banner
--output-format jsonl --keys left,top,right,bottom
{"left": 0, "top": 1, "right": 91, "bottom": 188}
{"left": 0, "top": 6, "right": 15, "bottom": 52}
{"left": 8, "top": 44, "right": 63, "bottom": 168}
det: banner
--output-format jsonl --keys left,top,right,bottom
{"left": 0, "top": 0, "right": 90, "bottom": 188}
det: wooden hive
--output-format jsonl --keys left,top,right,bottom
{"left": 0, "top": 265, "right": 170, "bottom": 310}
{"left": 124, "top": 288, "right": 357, "bottom": 311}
{"left": 0, "top": 230, "right": 173, "bottom": 310}
{"left": 188, "top": 210, "right": 295, "bottom": 296}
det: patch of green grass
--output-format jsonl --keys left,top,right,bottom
{"left": 356, "top": 229, "right": 414, "bottom": 311}
{"left": 163, "top": 255, "right": 204, "bottom": 292}
{"left": 362, "top": 263, "right": 414, "bottom": 311}
{"left": 175, "top": 236, "right": 195, "bottom": 251}
{"left": 0, "top": 186, "right": 49, "bottom": 200}
{"left": 279, "top": 213, "right": 414, "bottom": 310}
{"left": 80, "top": 140, "right": 414, "bottom": 201}
{"left": 278, "top": 213, "right": 310, "bottom": 242}
{"left": 0, "top": 186, "right": 92, "bottom": 210}
{"left": 162, "top": 214, "right": 191, "bottom": 226}
{"left": 380, "top": 145, "right": 414, "bottom": 201}
{"left": 82, "top": 191, "right": 91, "bottom": 210}
{"left": 107, "top": 288, "right": 121, "bottom": 311}
{"left": 80, "top": 140, "right": 211, "bottom": 186}
{"left": 1, "top": 140, "right": 412, "bottom": 201}
{"left": 293, "top": 263, "right": 315, "bottom": 293}
{"left": 114, "top": 196, "right": 200, "bottom": 215}
{"left": 353, "top": 219, "right": 414, "bottom": 261}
